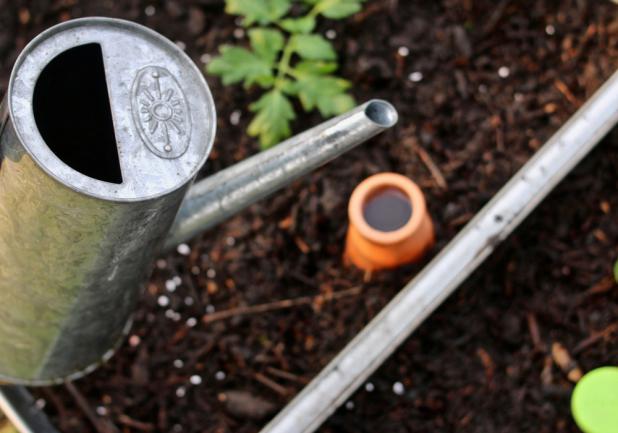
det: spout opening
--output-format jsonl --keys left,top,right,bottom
{"left": 364, "top": 100, "right": 398, "bottom": 128}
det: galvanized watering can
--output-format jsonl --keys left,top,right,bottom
{"left": 0, "top": 18, "right": 398, "bottom": 385}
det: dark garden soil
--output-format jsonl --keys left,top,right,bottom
{"left": 1, "top": 0, "right": 618, "bottom": 432}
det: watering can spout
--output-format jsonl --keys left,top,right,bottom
{"left": 163, "top": 99, "right": 398, "bottom": 250}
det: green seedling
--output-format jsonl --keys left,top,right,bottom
{"left": 613, "top": 259, "right": 618, "bottom": 283}
{"left": 571, "top": 366, "right": 618, "bottom": 433}
{"left": 207, "top": 0, "right": 365, "bottom": 148}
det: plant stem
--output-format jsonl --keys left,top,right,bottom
{"left": 273, "top": 2, "right": 324, "bottom": 89}
{"left": 274, "top": 38, "right": 295, "bottom": 88}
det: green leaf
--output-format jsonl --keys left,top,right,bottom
{"left": 614, "top": 259, "right": 618, "bottom": 283}
{"left": 291, "top": 34, "right": 336, "bottom": 60}
{"left": 317, "top": 93, "right": 355, "bottom": 116}
{"left": 249, "top": 28, "right": 285, "bottom": 63}
{"left": 279, "top": 79, "right": 298, "bottom": 95}
{"left": 207, "top": 46, "right": 273, "bottom": 87}
{"left": 294, "top": 60, "right": 338, "bottom": 75}
{"left": 226, "top": 0, "right": 292, "bottom": 26}
{"left": 248, "top": 90, "right": 296, "bottom": 148}
{"left": 317, "top": 0, "right": 365, "bottom": 19}
{"left": 280, "top": 16, "right": 316, "bottom": 33}
{"left": 294, "top": 74, "right": 353, "bottom": 115}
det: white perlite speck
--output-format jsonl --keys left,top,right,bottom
{"left": 157, "top": 295, "right": 170, "bottom": 307}
{"left": 177, "top": 243, "right": 191, "bottom": 256}
{"left": 165, "top": 279, "right": 177, "bottom": 292}
{"left": 96, "top": 406, "right": 107, "bottom": 415}
{"left": 230, "top": 111, "right": 241, "bottom": 126}
{"left": 498, "top": 66, "right": 510, "bottom": 78}
{"left": 409, "top": 71, "right": 423, "bottom": 82}
{"left": 190, "top": 375, "right": 203, "bottom": 385}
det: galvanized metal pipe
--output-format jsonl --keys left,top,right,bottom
{"left": 0, "top": 386, "right": 59, "bottom": 433}
{"left": 163, "top": 99, "right": 399, "bottom": 250}
{"left": 261, "top": 70, "right": 618, "bottom": 433}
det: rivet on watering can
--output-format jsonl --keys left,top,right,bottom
{"left": 571, "top": 366, "right": 618, "bottom": 433}
{"left": 344, "top": 172, "right": 434, "bottom": 271}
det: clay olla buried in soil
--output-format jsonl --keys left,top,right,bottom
{"left": 0, "top": 0, "right": 617, "bottom": 432}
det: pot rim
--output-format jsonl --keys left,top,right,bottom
{"left": 348, "top": 172, "right": 427, "bottom": 245}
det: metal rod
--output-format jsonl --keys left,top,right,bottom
{"left": 0, "top": 386, "right": 60, "bottom": 433}
{"left": 261, "top": 70, "right": 618, "bottom": 433}
{"left": 163, "top": 100, "right": 398, "bottom": 250}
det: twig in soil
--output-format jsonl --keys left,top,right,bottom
{"left": 202, "top": 286, "right": 362, "bottom": 324}
{"left": 573, "top": 322, "right": 618, "bottom": 354}
{"left": 254, "top": 372, "right": 291, "bottom": 397}
{"left": 551, "top": 342, "right": 583, "bottom": 382}
{"left": 266, "top": 366, "right": 310, "bottom": 384}
{"left": 575, "top": 276, "right": 616, "bottom": 304}
{"left": 116, "top": 414, "right": 155, "bottom": 431}
{"left": 476, "top": 347, "right": 495, "bottom": 386}
{"left": 41, "top": 388, "right": 71, "bottom": 432}
{"left": 64, "top": 381, "right": 119, "bottom": 433}
{"left": 589, "top": 276, "right": 616, "bottom": 295}
{"left": 526, "top": 312, "right": 545, "bottom": 352}
{"left": 412, "top": 143, "right": 448, "bottom": 190}
{"left": 554, "top": 79, "right": 581, "bottom": 107}
{"left": 481, "top": 0, "right": 510, "bottom": 35}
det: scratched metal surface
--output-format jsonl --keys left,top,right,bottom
{"left": 0, "top": 18, "right": 215, "bottom": 384}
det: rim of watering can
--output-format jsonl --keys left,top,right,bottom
{"left": 7, "top": 17, "right": 216, "bottom": 203}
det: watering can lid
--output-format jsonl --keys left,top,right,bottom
{"left": 7, "top": 17, "right": 216, "bottom": 202}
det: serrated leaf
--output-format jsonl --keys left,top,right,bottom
{"left": 226, "top": 0, "right": 292, "bottom": 26}
{"left": 291, "top": 34, "right": 336, "bottom": 60}
{"left": 317, "top": 0, "right": 365, "bottom": 19}
{"left": 294, "top": 60, "right": 338, "bottom": 75}
{"left": 207, "top": 46, "right": 273, "bottom": 87}
{"left": 280, "top": 16, "right": 316, "bottom": 33}
{"left": 248, "top": 90, "right": 296, "bottom": 148}
{"left": 294, "top": 74, "right": 352, "bottom": 115}
{"left": 249, "top": 28, "right": 285, "bottom": 63}
{"left": 614, "top": 259, "right": 618, "bottom": 283}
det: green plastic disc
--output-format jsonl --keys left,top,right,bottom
{"left": 571, "top": 366, "right": 618, "bottom": 433}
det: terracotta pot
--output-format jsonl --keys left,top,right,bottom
{"left": 344, "top": 172, "right": 434, "bottom": 271}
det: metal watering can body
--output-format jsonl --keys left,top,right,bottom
{"left": 0, "top": 18, "right": 216, "bottom": 384}
{"left": 0, "top": 18, "right": 397, "bottom": 385}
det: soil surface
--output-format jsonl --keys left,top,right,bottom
{"left": 1, "top": 1, "right": 618, "bottom": 432}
